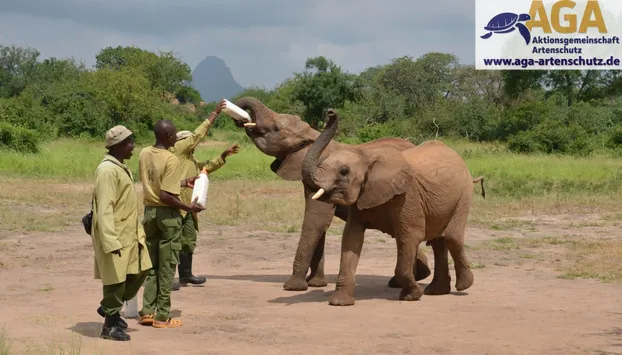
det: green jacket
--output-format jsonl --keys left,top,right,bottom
{"left": 91, "top": 154, "right": 152, "bottom": 285}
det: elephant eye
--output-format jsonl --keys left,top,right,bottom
{"left": 340, "top": 167, "right": 349, "bottom": 175}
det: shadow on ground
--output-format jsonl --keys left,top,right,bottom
{"left": 207, "top": 273, "right": 468, "bottom": 305}
{"left": 69, "top": 310, "right": 182, "bottom": 337}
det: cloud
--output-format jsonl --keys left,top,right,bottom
{"left": 0, "top": 0, "right": 476, "bottom": 89}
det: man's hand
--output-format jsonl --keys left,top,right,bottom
{"left": 111, "top": 249, "right": 122, "bottom": 257}
{"left": 186, "top": 175, "right": 200, "bottom": 188}
{"left": 221, "top": 144, "right": 240, "bottom": 159}
{"left": 188, "top": 196, "right": 205, "bottom": 213}
{"left": 208, "top": 99, "right": 227, "bottom": 124}
{"left": 214, "top": 99, "right": 226, "bottom": 115}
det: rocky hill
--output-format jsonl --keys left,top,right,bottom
{"left": 191, "top": 56, "right": 244, "bottom": 103}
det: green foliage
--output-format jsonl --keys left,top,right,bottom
{"left": 0, "top": 121, "right": 39, "bottom": 153}
{"left": 175, "top": 85, "right": 203, "bottom": 104}
{"left": 95, "top": 45, "right": 192, "bottom": 97}
{"left": 290, "top": 56, "right": 358, "bottom": 128}
{"left": 2, "top": 42, "right": 622, "bottom": 159}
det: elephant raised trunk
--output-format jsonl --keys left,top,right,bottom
{"left": 233, "top": 96, "right": 276, "bottom": 127}
{"left": 301, "top": 109, "right": 339, "bottom": 197}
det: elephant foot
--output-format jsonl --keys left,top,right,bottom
{"left": 283, "top": 275, "right": 309, "bottom": 291}
{"left": 306, "top": 274, "right": 328, "bottom": 288}
{"left": 328, "top": 289, "right": 355, "bottom": 306}
{"left": 424, "top": 279, "right": 451, "bottom": 295}
{"left": 455, "top": 268, "right": 474, "bottom": 291}
{"left": 398, "top": 285, "right": 423, "bottom": 301}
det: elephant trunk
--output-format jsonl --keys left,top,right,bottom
{"left": 233, "top": 97, "right": 275, "bottom": 127}
{"left": 301, "top": 109, "right": 339, "bottom": 187}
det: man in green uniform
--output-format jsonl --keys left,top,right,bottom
{"left": 169, "top": 99, "right": 240, "bottom": 289}
{"left": 91, "top": 125, "right": 153, "bottom": 341}
{"left": 137, "top": 119, "right": 204, "bottom": 329}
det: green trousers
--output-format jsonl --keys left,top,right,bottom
{"left": 139, "top": 206, "right": 182, "bottom": 322}
{"left": 101, "top": 271, "right": 149, "bottom": 316}
{"left": 180, "top": 212, "right": 198, "bottom": 254}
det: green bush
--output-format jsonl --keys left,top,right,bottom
{"left": 508, "top": 123, "right": 594, "bottom": 156}
{"left": 0, "top": 122, "right": 40, "bottom": 153}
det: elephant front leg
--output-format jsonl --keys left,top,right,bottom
{"left": 329, "top": 219, "right": 365, "bottom": 306}
{"left": 306, "top": 232, "right": 328, "bottom": 287}
{"left": 283, "top": 190, "right": 335, "bottom": 291}
{"left": 395, "top": 231, "right": 424, "bottom": 301}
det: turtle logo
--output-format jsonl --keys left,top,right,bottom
{"left": 480, "top": 12, "right": 532, "bottom": 45}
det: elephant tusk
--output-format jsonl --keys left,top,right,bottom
{"left": 311, "top": 188, "right": 325, "bottom": 200}
{"left": 243, "top": 122, "right": 256, "bottom": 127}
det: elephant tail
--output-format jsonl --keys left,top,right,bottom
{"left": 472, "top": 176, "right": 485, "bottom": 199}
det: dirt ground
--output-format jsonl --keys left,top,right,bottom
{"left": 1, "top": 210, "right": 622, "bottom": 355}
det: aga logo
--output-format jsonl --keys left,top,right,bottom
{"left": 479, "top": 0, "right": 608, "bottom": 45}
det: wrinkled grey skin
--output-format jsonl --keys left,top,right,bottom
{"left": 229, "top": 97, "right": 431, "bottom": 291}
{"left": 300, "top": 109, "right": 481, "bottom": 306}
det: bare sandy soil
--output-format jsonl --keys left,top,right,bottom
{"left": 1, "top": 213, "right": 621, "bottom": 355}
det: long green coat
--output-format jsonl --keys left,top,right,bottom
{"left": 91, "top": 154, "right": 152, "bottom": 286}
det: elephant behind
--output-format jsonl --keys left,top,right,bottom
{"left": 229, "top": 97, "right": 432, "bottom": 291}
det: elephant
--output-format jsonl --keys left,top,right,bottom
{"left": 228, "top": 97, "right": 432, "bottom": 291}
{"left": 300, "top": 108, "right": 485, "bottom": 306}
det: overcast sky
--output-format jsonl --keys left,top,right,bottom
{"left": 0, "top": 0, "right": 475, "bottom": 89}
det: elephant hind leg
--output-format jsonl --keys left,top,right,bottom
{"left": 442, "top": 214, "right": 474, "bottom": 292}
{"left": 387, "top": 246, "right": 431, "bottom": 288}
{"left": 423, "top": 237, "right": 451, "bottom": 295}
{"left": 306, "top": 232, "right": 328, "bottom": 287}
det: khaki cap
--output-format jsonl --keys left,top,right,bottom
{"left": 176, "top": 130, "right": 192, "bottom": 141}
{"left": 105, "top": 125, "right": 133, "bottom": 148}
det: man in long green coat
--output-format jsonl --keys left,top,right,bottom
{"left": 91, "top": 125, "right": 153, "bottom": 341}
{"left": 169, "top": 99, "right": 239, "bottom": 289}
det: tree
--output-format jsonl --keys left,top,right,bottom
{"left": 0, "top": 45, "right": 40, "bottom": 98}
{"left": 290, "top": 56, "right": 359, "bottom": 128}
{"left": 95, "top": 46, "right": 191, "bottom": 97}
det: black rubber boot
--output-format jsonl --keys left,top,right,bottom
{"left": 97, "top": 306, "right": 128, "bottom": 330}
{"left": 100, "top": 314, "right": 130, "bottom": 341}
{"left": 179, "top": 252, "right": 206, "bottom": 285}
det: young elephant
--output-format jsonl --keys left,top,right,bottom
{"left": 301, "top": 109, "right": 484, "bottom": 306}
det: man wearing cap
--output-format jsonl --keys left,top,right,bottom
{"left": 169, "top": 99, "right": 240, "bottom": 289}
{"left": 91, "top": 125, "right": 153, "bottom": 341}
{"left": 137, "top": 119, "right": 205, "bottom": 329}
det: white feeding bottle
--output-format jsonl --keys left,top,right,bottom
{"left": 222, "top": 99, "right": 251, "bottom": 123}
{"left": 124, "top": 296, "right": 138, "bottom": 318}
{"left": 191, "top": 167, "right": 210, "bottom": 209}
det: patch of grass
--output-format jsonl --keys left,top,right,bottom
{"left": 0, "top": 327, "right": 12, "bottom": 355}
{"left": 3, "top": 136, "right": 622, "bottom": 236}
{"left": 487, "top": 219, "right": 537, "bottom": 231}
{"left": 566, "top": 221, "right": 605, "bottom": 228}
{"left": 559, "top": 239, "right": 622, "bottom": 283}
{"left": 0, "top": 130, "right": 276, "bottom": 182}
{"left": 601, "top": 213, "right": 622, "bottom": 221}
{"left": 470, "top": 262, "right": 486, "bottom": 269}
{"left": 472, "top": 236, "right": 622, "bottom": 283}
{"left": 36, "top": 284, "right": 54, "bottom": 292}
{"left": 478, "top": 236, "right": 573, "bottom": 251}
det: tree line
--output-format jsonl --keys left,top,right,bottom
{"left": 1, "top": 44, "right": 622, "bottom": 156}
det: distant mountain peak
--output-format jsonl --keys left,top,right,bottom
{"left": 191, "top": 56, "right": 244, "bottom": 103}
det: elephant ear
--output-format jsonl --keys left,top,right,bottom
{"left": 357, "top": 147, "right": 413, "bottom": 210}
